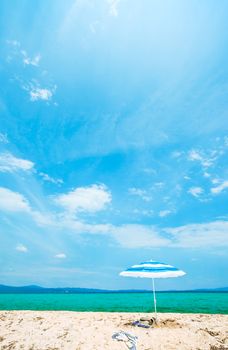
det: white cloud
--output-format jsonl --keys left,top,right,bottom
{"left": 16, "top": 244, "right": 28, "bottom": 253}
{"left": 65, "top": 219, "right": 228, "bottom": 249}
{"left": 128, "top": 188, "right": 144, "bottom": 196}
{"left": 6, "top": 186, "right": 224, "bottom": 250}
{"left": 0, "top": 187, "right": 56, "bottom": 227}
{"left": 166, "top": 221, "right": 228, "bottom": 248}
{"left": 188, "top": 150, "right": 203, "bottom": 162}
{"left": 55, "top": 184, "right": 111, "bottom": 213}
{"left": 7, "top": 40, "right": 40, "bottom": 66}
{"left": 211, "top": 178, "right": 220, "bottom": 184}
{"left": 143, "top": 168, "right": 156, "bottom": 175}
{"left": 0, "top": 186, "right": 109, "bottom": 235}
{"left": 203, "top": 172, "right": 210, "bottom": 178}
{"left": 110, "top": 224, "right": 169, "bottom": 249}
{"left": 31, "top": 211, "right": 55, "bottom": 227}
{"left": 45, "top": 215, "right": 170, "bottom": 250}
{"left": 22, "top": 51, "right": 41, "bottom": 66}
{"left": 154, "top": 182, "right": 164, "bottom": 188}
{"left": 211, "top": 181, "right": 228, "bottom": 195}
{"left": 183, "top": 175, "right": 191, "bottom": 180}
{"left": 39, "top": 172, "right": 63, "bottom": 185}
{"left": 139, "top": 209, "right": 154, "bottom": 217}
{"left": 0, "top": 187, "right": 31, "bottom": 212}
{"left": 142, "top": 210, "right": 154, "bottom": 216}
{"left": 188, "top": 149, "right": 217, "bottom": 168}
{"left": 7, "top": 40, "right": 41, "bottom": 68}
{"left": 1, "top": 184, "right": 225, "bottom": 252}
{"left": 171, "top": 151, "right": 183, "bottom": 158}
{"left": 56, "top": 215, "right": 112, "bottom": 235}
{"left": 159, "top": 210, "right": 172, "bottom": 217}
{"left": 6, "top": 39, "right": 20, "bottom": 47}
{"left": 55, "top": 253, "right": 66, "bottom": 259}
{"left": 188, "top": 187, "right": 204, "bottom": 198}
{"left": 128, "top": 187, "right": 151, "bottom": 202}
{"left": 0, "top": 152, "right": 34, "bottom": 173}
{"left": 30, "top": 87, "right": 53, "bottom": 101}
{"left": 0, "top": 133, "right": 9, "bottom": 144}
{"left": 108, "top": 0, "right": 120, "bottom": 17}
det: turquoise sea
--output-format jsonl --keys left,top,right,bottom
{"left": 0, "top": 292, "right": 227, "bottom": 314}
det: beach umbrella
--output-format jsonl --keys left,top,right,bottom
{"left": 120, "top": 260, "right": 186, "bottom": 319}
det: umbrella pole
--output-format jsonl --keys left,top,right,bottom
{"left": 152, "top": 278, "right": 157, "bottom": 320}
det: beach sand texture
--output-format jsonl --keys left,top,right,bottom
{"left": 0, "top": 311, "right": 227, "bottom": 350}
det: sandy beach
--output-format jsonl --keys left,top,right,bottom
{"left": 0, "top": 311, "right": 227, "bottom": 350}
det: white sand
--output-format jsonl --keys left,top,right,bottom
{"left": 0, "top": 311, "right": 227, "bottom": 350}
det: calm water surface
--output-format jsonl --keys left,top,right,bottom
{"left": 0, "top": 292, "right": 227, "bottom": 314}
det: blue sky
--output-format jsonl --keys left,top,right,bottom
{"left": 0, "top": 0, "right": 227, "bottom": 290}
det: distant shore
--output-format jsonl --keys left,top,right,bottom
{"left": 0, "top": 283, "right": 228, "bottom": 293}
{"left": 0, "top": 311, "right": 227, "bottom": 349}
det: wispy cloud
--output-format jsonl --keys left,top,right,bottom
{"left": 159, "top": 210, "right": 172, "bottom": 217}
{"left": 0, "top": 187, "right": 53, "bottom": 227}
{"left": 0, "top": 152, "right": 34, "bottom": 173}
{"left": 55, "top": 253, "right": 66, "bottom": 259}
{"left": 107, "top": 0, "right": 120, "bottom": 17}
{"left": 110, "top": 224, "right": 169, "bottom": 249}
{"left": 128, "top": 187, "right": 151, "bottom": 202}
{"left": 203, "top": 172, "right": 211, "bottom": 178}
{"left": 58, "top": 218, "right": 111, "bottom": 235}
{"left": 211, "top": 178, "right": 220, "bottom": 185}
{"left": 16, "top": 244, "right": 28, "bottom": 253}
{"left": 183, "top": 175, "right": 191, "bottom": 180}
{"left": 0, "top": 185, "right": 111, "bottom": 230}
{"left": 1, "top": 186, "right": 227, "bottom": 251}
{"left": 171, "top": 151, "right": 183, "bottom": 158}
{"left": 6, "top": 40, "right": 56, "bottom": 104}
{"left": 188, "top": 149, "right": 205, "bottom": 162}
{"left": 211, "top": 180, "right": 228, "bottom": 195}
{"left": 39, "top": 172, "right": 63, "bottom": 185}
{"left": 99, "top": 220, "right": 228, "bottom": 249}
{"left": 21, "top": 50, "right": 41, "bottom": 66}
{"left": 188, "top": 186, "right": 204, "bottom": 198}
{"left": 55, "top": 184, "right": 111, "bottom": 214}
{"left": 7, "top": 39, "right": 40, "bottom": 67}
{"left": 31, "top": 210, "right": 55, "bottom": 227}
{"left": 166, "top": 221, "right": 228, "bottom": 248}
{"left": 0, "top": 133, "right": 9, "bottom": 144}
{"left": 0, "top": 153, "right": 62, "bottom": 191}
{"left": 153, "top": 182, "right": 164, "bottom": 188}
{"left": 133, "top": 209, "right": 154, "bottom": 217}
{"left": 0, "top": 187, "right": 31, "bottom": 212}
{"left": 30, "top": 87, "right": 54, "bottom": 101}
{"left": 188, "top": 149, "right": 218, "bottom": 168}
{"left": 109, "top": 220, "right": 228, "bottom": 249}
{"left": 6, "top": 39, "right": 20, "bottom": 47}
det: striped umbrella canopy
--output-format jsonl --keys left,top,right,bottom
{"left": 120, "top": 260, "right": 186, "bottom": 318}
